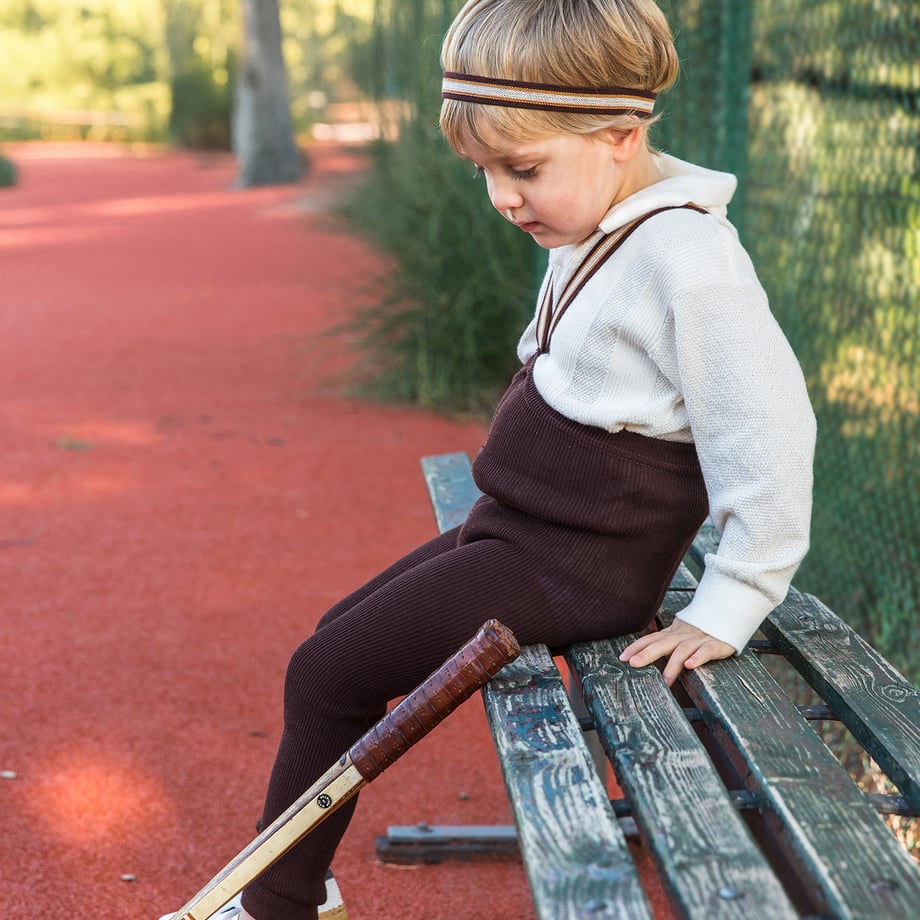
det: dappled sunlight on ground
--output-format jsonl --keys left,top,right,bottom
{"left": 24, "top": 747, "right": 178, "bottom": 848}
{"left": 0, "top": 222, "right": 110, "bottom": 250}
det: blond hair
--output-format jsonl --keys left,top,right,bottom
{"left": 440, "top": 0, "right": 678, "bottom": 152}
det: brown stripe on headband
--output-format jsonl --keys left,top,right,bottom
{"left": 442, "top": 72, "right": 656, "bottom": 116}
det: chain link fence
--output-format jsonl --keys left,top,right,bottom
{"left": 656, "top": 0, "right": 919, "bottom": 682}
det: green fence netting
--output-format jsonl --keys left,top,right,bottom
{"left": 656, "top": 0, "right": 919, "bottom": 681}
{"left": 355, "top": 0, "right": 919, "bottom": 683}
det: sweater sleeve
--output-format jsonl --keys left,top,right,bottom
{"left": 665, "top": 236, "right": 816, "bottom": 652}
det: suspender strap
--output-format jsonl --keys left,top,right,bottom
{"left": 536, "top": 203, "right": 708, "bottom": 354}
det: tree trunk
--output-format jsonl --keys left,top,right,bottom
{"left": 234, "top": 0, "right": 303, "bottom": 186}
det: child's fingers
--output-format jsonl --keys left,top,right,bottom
{"left": 661, "top": 640, "right": 702, "bottom": 684}
{"left": 619, "top": 622, "right": 736, "bottom": 686}
{"left": 663, "top": 637, "right": 735, "bottom": 685}
{"left": 618, "top": 620, "right": 699, "bottom": 664}
{"left": 660, "top": 638, "right": 709, "bottom": 685}
{"left": 683, "top": 638, "right": 735, "bottom": 669}
{"left": 618, "top": 633, "right": 687, "bottom": 675}
{"left": 617, "top": 632, "right": 663, "bottom": 662}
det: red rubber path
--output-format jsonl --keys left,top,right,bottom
{"left": 0, "top": 142, "right": 669, "bottom": 919}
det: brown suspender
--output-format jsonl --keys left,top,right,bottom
{"left": 535, "top": 203, "right": 708, "bottom": 354}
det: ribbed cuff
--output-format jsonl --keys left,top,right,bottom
{"left": 674, "top": 568, "right": 776, "bottom": 653}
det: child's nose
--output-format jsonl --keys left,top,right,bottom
{"left": 486, "top": 175, "right": 524, "bottom": 213}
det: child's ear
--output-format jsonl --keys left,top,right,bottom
{"left": 600, "top": 124, "right": 647, "bottom": 162}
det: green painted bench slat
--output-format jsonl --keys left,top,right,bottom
{"left": 420, "top": 452, "right": 482, "bottom": 532}
{"left": 689, "top": 522, "right": 920, "bottom": 815}
{"left": 484, "top": 645, "right": 654, "bottom": 920}
{"left": 659, "top": 590, "right": 920, "bottom": 919}
{"left": 566, "top": 636, "right": 797, "bottom": 918}
{"left": 764, "top": 590, "right": 920, "bottom": 814}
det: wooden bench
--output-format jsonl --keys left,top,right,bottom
{"left": 381, "top": 451, "right": 920, "bottom": 919}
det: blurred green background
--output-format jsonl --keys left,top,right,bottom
{"left": 1, "top": 1, "right": 917, "bottom": 689}
{"left": 0, "top": 0, "right": 374, "bottom": 147}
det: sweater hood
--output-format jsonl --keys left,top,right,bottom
{"left": 599, "top": 152, "right": 737, "bottom": 233}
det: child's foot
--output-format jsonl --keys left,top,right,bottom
{"left": 320, "top": 870, "right": 348, "bottom": 920}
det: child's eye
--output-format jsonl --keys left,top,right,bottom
{"left": 510, "top": 166, "right": 537, "bottom": 180}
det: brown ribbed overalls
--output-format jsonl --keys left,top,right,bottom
{"left": 242, "top": 209, "right": 709, "bottom": 920}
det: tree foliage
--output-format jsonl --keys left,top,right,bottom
{"left": 162, "top": 0, "right": 238, "bottom": 149}
{"left": 0, "top": 0, "right": 169, "bottom": 140}
{"left": 0, "top": 0, "right": 377, "bottom": 145}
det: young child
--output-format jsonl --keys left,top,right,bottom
{"left": 162, "top": 1, "right": 815, "bottom": 918}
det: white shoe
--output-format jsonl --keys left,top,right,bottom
{"left": 320, "top": 870, "right": 348, "bottom": 919}
{"left": 158, "top": 871, "right": 347, "bottom": 919}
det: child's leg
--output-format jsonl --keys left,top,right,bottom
{"left": 241, "top": 533, "right": 565, "bottom": 920}
{"left": 314, "top": 527, "right": 465, "bottom": 633}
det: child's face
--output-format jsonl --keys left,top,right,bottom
{"left": 461, "top": 123, "right": 639, "bottom": 249}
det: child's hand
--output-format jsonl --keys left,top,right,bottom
{"left": 618, "top": 620, "right": 736, "bottom": 687}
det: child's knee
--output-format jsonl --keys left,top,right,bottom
{"left": 282, "top": 632, "right": 384, "bottom": 725}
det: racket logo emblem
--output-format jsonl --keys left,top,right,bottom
{"left": 317, "top": 793, "right": 333, "bottom": 809}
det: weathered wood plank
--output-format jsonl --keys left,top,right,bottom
{"left": 763, "top": 588, "right": 920, "bottom": 815}
{"left": 484, "top": 645, "right": 653, "bottom": 920}
{"left": 660, "top": 592, "right": 920, "bottom": 918}
{"left": 688, "top": 520, "right": 920, "bottom": 814}
{"left": 566, "top": 635, "right": 798, "bottom": 919}
{"left": 421, "top": 452, "right": 482, "bottom": 532}
{"left": 669, "top": 561, "right": 699, "bottom": 591}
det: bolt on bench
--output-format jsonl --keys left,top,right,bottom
{"left": 378, "top": 451, "right": 920, "bottom": 919}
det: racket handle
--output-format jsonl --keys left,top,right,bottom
{"left": 349, "top": 619, "right": 519, "bottom": 781}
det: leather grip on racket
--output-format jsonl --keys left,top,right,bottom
{"left": 349, "top": 619, "right": 520, "bottom": 781}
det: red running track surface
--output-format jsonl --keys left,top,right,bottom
{"left": 0, "top": 142, "right": 670, "bottom": 919}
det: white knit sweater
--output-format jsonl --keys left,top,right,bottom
{"left": 517, "top": 153, "right": 816, "bottom": 651}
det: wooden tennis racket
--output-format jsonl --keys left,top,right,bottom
{"left": 168, "top": 619, "right": 520, "bottom": 920}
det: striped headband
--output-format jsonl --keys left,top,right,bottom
{"left": 442, "top": 71, "right": 656, "bottom": 116}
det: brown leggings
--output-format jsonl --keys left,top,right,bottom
{"left": 240, "top": 524, "right": 577, "bottom": 919}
